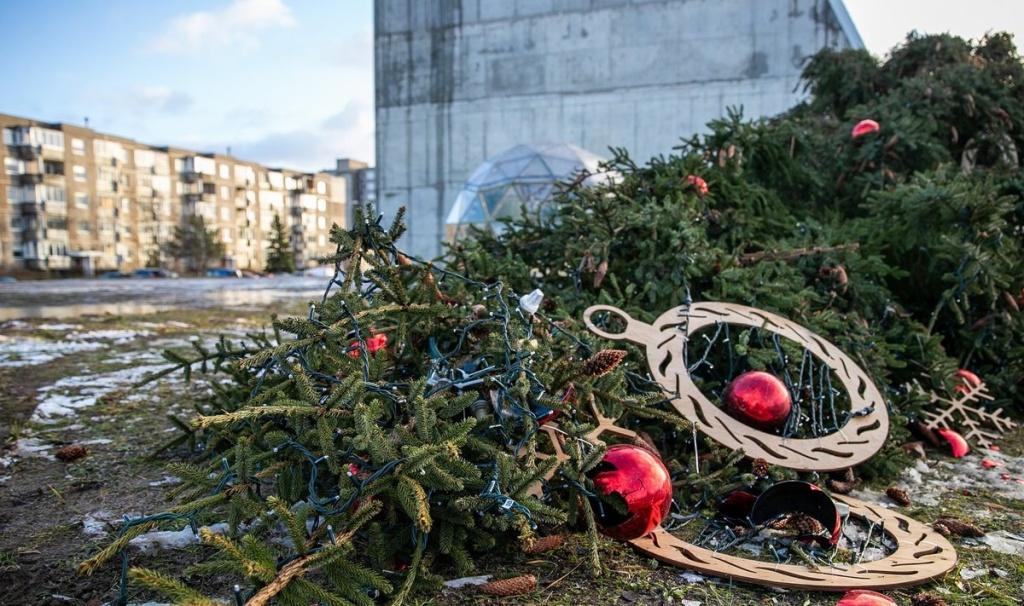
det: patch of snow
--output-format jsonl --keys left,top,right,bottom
{"left": 38, "top": 323, "right": 83, "bottom": 331}
{"left": 67, "top": 329, "right": 153, "bottom": 344}
{"left": 83, "top": 511, "right": 115, "bottom": 536}
{"left": 15, "top": 437, "right": 54, "bottom": 459}
{"left": 148, "top": 475, "right": 182, "bottom": 487}
{"left": 443, "top": 575, "right": 492, "bottom": 589}
{"left": 0, "top": 475, "right": 10, "bottom": 484}
{"left": 980, "top": 530, "right": 1024, "bottom": 556}
{"left": 80, "top": 438, "right": 113, "bottom": 445}
{"left": 679, "top": 571, "right": 708, "bottom": 584}
{"left": 0, "top": 335, "right": 104, "bottom": 368}
{"left": 31, "top": 363, "right": 168, "bottom": 422}
{"left": 130, "top": 522, "right": 229, "bottom": 553}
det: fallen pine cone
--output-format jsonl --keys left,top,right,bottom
{"left": 523, "top": 534, "right": 565, "bottom": 554}
{"left": 768, "top": 513, "right": 826, "bottom": 537}
{"left": 886, "top": 487, "right": 911, "bottom": 506}
{"left": 479, "top": 574, "right": 537, "bottom": 597}
{"left": 582, "top": 349, "right": 627, "bottom": 377}
{"left": 935, "top": 516, "right": 984, "bottom": 537}
{"left": 55, "top": 444, "right": 88, "bottom": 462}
{"left": 932, "top": 522, "right": 951, "bottom": 537}
{"left": 911, "top": 593, "right": 949, "bottom": 606}
{"left": 751, "top": 458, "right": 770, "bottom": 479}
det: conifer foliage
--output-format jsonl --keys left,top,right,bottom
{"left": 86, "top": 209, "right": 655, "bottom": 605}
{"left": 264, "top": 213, "right": 296, "bottom": 274}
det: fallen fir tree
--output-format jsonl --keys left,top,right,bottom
{"left": 81, "top": 32, "right": 1024, "bottom": 604}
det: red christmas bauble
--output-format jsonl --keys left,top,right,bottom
{"left": 723, "top": 371, "right": 792, "bottom": 429}
{"left": 851, "top": 119, "right": 880, "bottom": 139}
{"left": 837, "top": 589, "right": 896, "bottom": 606}
{"left": 588, "top": 444, "right": 673, "bottom": 540}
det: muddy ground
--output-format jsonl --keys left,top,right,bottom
{"left": 1, "top": 305, "right": 1023, "bottom": 605}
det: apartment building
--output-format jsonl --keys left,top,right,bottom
{"left": 332, "top": 157, "right": 376, "bottom": 228}
{"left": 0, "top": 113, "right": 348, "bottom": 274}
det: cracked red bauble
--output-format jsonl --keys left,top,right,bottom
{"left": 723, "top": 371, "right": 792, "bottom": 430}
{"left": 588, "top": 444, "right": 673, "bottom": 541}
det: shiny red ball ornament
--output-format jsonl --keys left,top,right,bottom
{"left": 723, "top": 371, "right": 792, "bottom": 429}
{"left": 588, "top": 444, "right": 673, "bottom": 540}
{"left": 936, "top": 427, "right": 970, "bottom": 458}
{"left": 851, "top": 119, "right": 880, "bottom": 139}
{"left": 836, "top": 589, "right": 896, "bottom": 606}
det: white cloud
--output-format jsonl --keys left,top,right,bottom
{"left": 133, "top": 86, "right": 193, "bottom": 114}
{"left": 152, "top": 0, "right": 296, "bottom": 53}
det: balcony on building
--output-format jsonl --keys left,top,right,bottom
{"left": 8, "top": 142, "right": 42, "bottom": 160}
{"left": 16, "top": 173, "right": 43, "bottom": 186}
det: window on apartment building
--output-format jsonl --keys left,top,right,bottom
{"left": 78, "top": 221, "right": 91, "bottom": 233}
{"left": 202, "top": 182, "right": 216, "bottom": 195}
{"left": 318, "top": 235, "right": 326, "bottom": 247}
{"left": 72, "top": 138, "right": 86, "bottom": 155}
{"left": 220, "top": 207, "right": 230, "bottom": 221}
{"left": 73, "top": 165, "right": 87, "bottom": 182}
{"left": 47, "top": 216, "right": 68, "bottom": 230}
{"left": 44, "top": 185, "right": 66, "bottom": 202}
{"left": 317, "top": 216, "right": 326, "bottom": 229}
{"left": 74, "top": 192, "right": 89, "bottom": 209}
{"left": 6, "top": 186, "right": 19, "bottom": 201}
{"left": 121, "top": 198, "right": 131, "bottom": 212}
{"left": 4, "top": 157, "right": 23, "bottom": 175}
{"left": 219, "top": 164, "right": 230, "bottom": 179}
{"left": 316, "top": 181, "right": 327, "bottom": 194}
{"left": 220, "top": 185, "right": 230, "bottom": 200}
{"left": 39, "top": 129, "right": 64, "bottom": 149}
{"left": 44, "top": 160, "right": 64, "bottom": 175}
{"left": 2, "top": 128, "right": 14, "bottom": 146}
{"left": 317, "top": 198, "right": 326, "bottom": 212}
{"left": 10, "top": 216, "right": 23, "bottom": 230}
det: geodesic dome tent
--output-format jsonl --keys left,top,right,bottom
{"left": 445, "top": 143, "right": 611, "bottom": 240}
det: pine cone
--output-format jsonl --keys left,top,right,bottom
{"left": 55, "top": 444, "right": 88, "bottom": 462}
{"left": 912, "top": 593, "right": 949, "bottom": 606}
{"left": 827, "top": 478, "right": 856, "bottom": 495}
{"left": 932, "top": 522, "right": 951, "bottom": 537}
{"left": 886, "top": 487, "right": 911, "bottom": 506}
{"left": 768, "top": 513, "right": 824, "bottom": 536}
{"left": 479, "top": 574, "right": 537, "bottom": 597}
{"left": 751, "top": 458, "right": 770, "bottom": 479}
{"left": 839, "top": 467, "right": 855, "bottom": 482}
{"left": 582, "top": 349, "right": 627, "bottom": 377}
{"left": 523, "top": 534, "right": 565, "bottom": 554}
{"left": 935, "top": 517, "right": 984, "bottom": 537}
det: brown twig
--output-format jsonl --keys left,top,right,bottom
{"left": 737, "top": 243, "right": 860, "bottom": 267}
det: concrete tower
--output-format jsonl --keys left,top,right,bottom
{"left": 374, "top": 0, "right": 863, "bottom": 258}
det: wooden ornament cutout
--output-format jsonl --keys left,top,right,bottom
{"left": 922, "top": 380, "right": 1017, "bottom": 449}
{"left": 525, "top": 397, "right": 956, "bottom": 591}
{"left": 582, "top": 303, "right": 890, "bottom": 471}
{"left": 631, "top": 496, "right": 957, "bottom": 591}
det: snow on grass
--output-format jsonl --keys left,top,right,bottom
{"left": 66, "top": 329, "right": 153, "bottom": 344}
{"left": 129, "top": 522, "right": 229, "bottom": 553}
{"left": 31, "top": 363, "right": 169, "bottom": 422}
{"left": 0, "top": 335, "right": 104, "bottom": 367}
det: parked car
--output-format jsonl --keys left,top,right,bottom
{"left": 99, "top": 271, "right": 130, "bottom": 279}
{"left": 132, "top": 268, "right": 178, "bottom": 279}
{"left": 206, "top": 268, "right": 243, "bottom": 278}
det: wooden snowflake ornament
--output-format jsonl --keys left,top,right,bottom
{"left": 922, "top": 375, "right": 1017, "bottom": 450}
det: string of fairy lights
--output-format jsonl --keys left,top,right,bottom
{"left": 102, "top": 212, "right": 888, "bottom": 603}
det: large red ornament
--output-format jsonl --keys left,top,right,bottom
{"left": 723, "top": 371, "right": 792, "bottom": 429}
{"left": 588, "top": 444, "right": 673, "bottom": 540}
{"left": 836, "top": 589, "right": 896, "bottom": 606}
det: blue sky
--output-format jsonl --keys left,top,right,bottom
{"left": 0, "top": 1, "right": 1021, "bottom": 172}
{"left": 0, "top": 0, "right": 373, "bottom": 171}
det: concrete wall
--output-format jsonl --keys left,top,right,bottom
{"left": 375, "top": 0, "right": 862, "bottom": 258}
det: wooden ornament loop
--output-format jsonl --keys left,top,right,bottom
{"left": 631, "top": 496, "right": 957, "bottom": 591}
{"left": 583, "top": 302, "right": 890, "bottom": 471}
